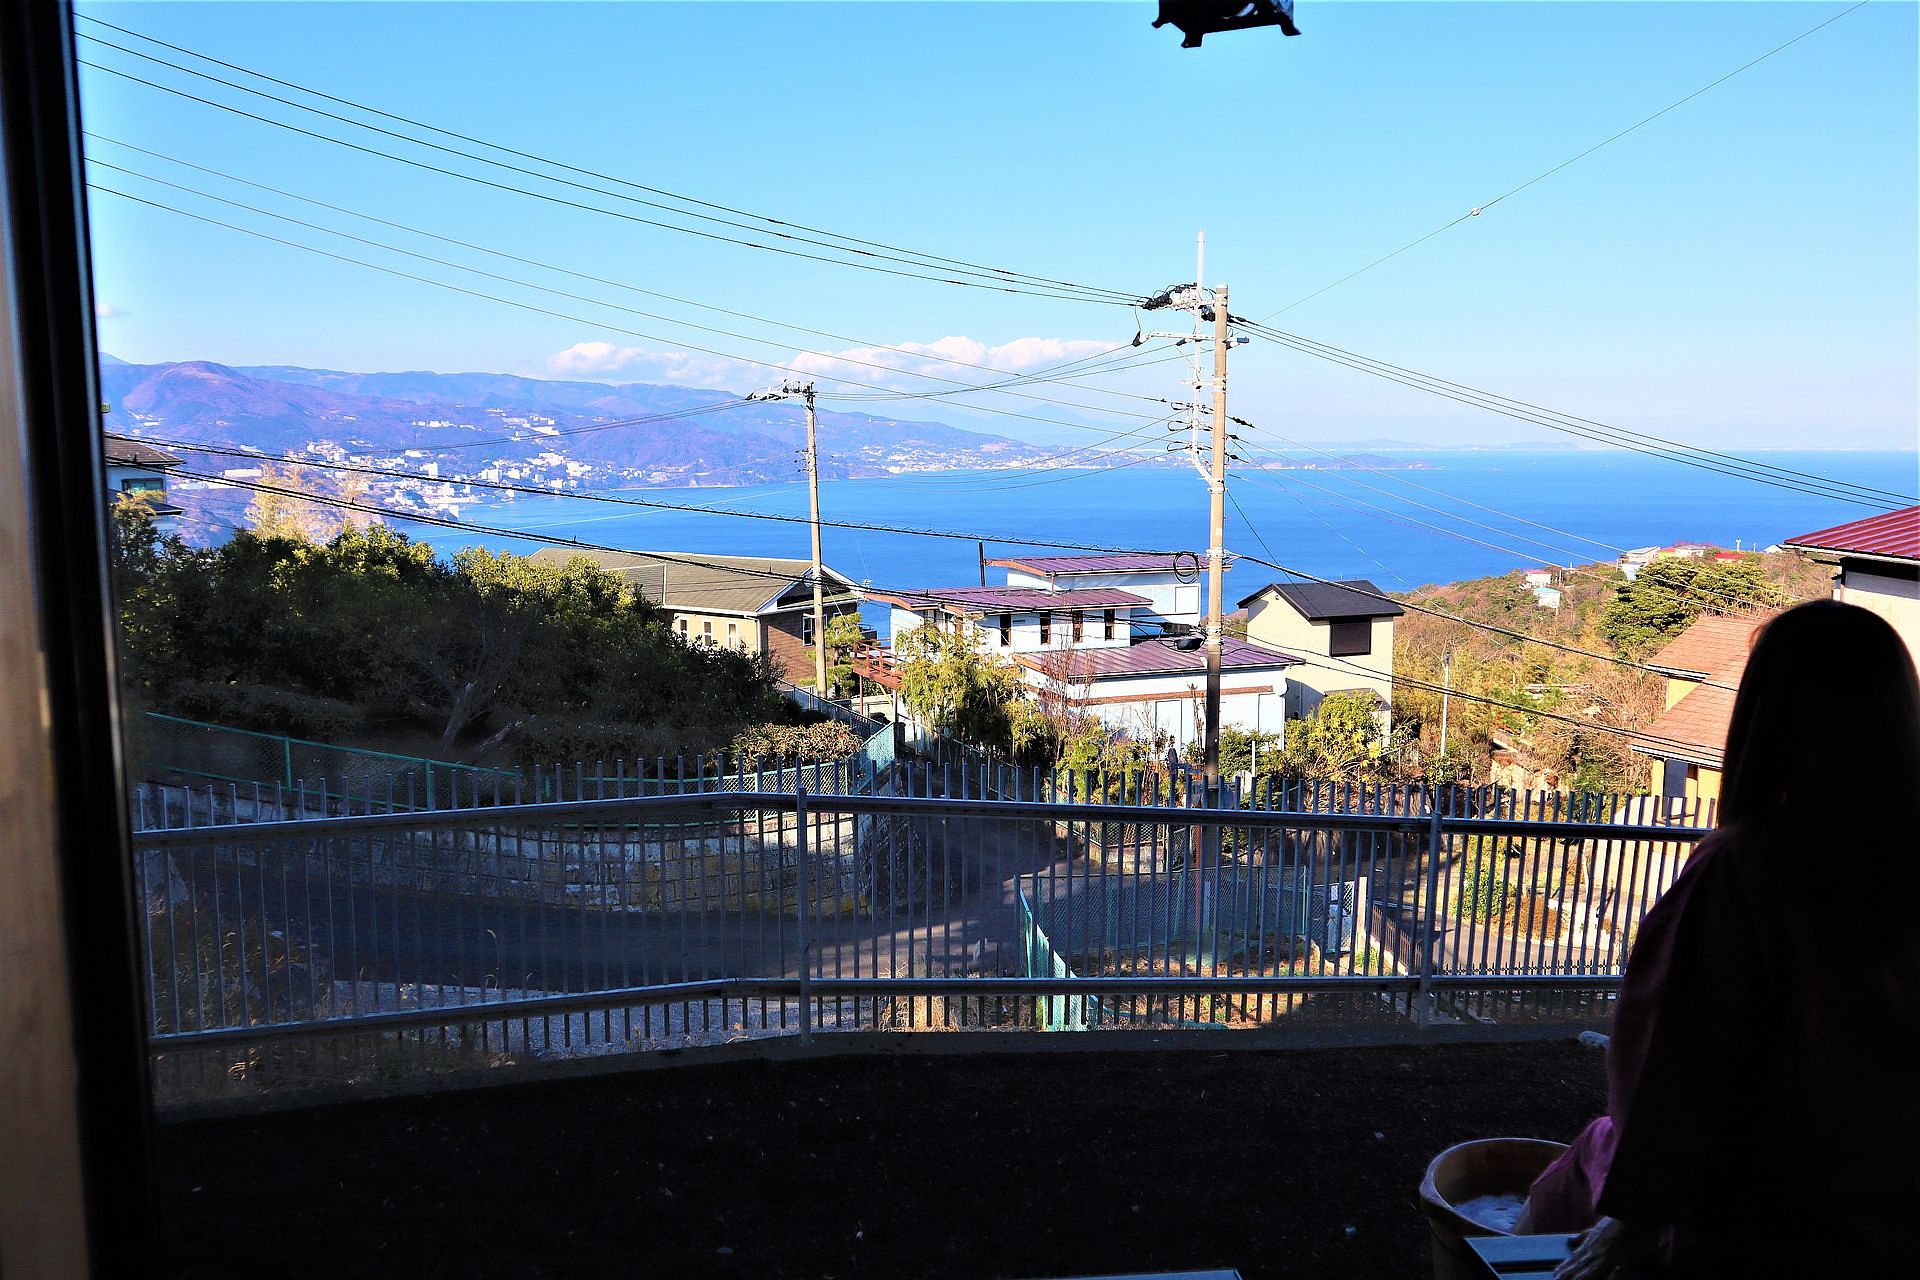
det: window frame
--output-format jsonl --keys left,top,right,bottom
{"left": 1327, "top": 618, "right": 1372, "bottom": 657}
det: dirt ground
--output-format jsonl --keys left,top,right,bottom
{"left": 155, "top": 1039, "right": 1606, "bottom": 1280}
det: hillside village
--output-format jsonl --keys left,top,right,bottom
{"left": 109, "top": 431, "right": 1919, "bottom": 801}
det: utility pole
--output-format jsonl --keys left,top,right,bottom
{"left": 1141, "top": 235, "right": 1244, "bottom": 935}
{"left": 1204, "top": 282, "right": 1229, "bottom": 789}
{"left": 748, "top": 379, "right": 829, "bottom": 700}
{"left": 1440, "top": 651, "right": 1453, "bottom": 757}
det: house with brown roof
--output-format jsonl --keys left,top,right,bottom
{"left": 1784, "top": 505, "right": 1919, "bottom": 665}
{"left": 528, "top": 548, "right": 861, "bottom": 679}
{"left": 1634, "top": 613, "right": 1774, "bottom": 807}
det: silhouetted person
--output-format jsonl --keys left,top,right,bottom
{"left": 1519, "top": 601, "right": 1920, "bottom": 1277}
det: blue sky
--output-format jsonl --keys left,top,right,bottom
{"left": 79, "top": 2, "right": 1918, "bottom": 449}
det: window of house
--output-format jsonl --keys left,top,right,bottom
{"left": 1070, "top": 610, "right": 1083, "bottom": 642}
{"left": 677, "top": 617, "right": 688, "bottom": 636}
{"left": 999, "top": 612, "right": 1012, "bottom": 646}
{"left": 702, "top": 619, "right": 713, "bottom": 644}
{"left": 1103, "top": 609, "right": 1116, "bottom": 640}
{"left": 120, "top": 477, "right": 164, "bottom": 493}
{"left": 1039, "top": 611, "right": 1052, "bottom": 644}
{"left": 802, "top": 613, "right": 815, "bottom": 645}
{"left": 1328, "top": 619, "right": 1371, "bottom": 657}
{"left": 727, "top": 621, "right": 739, "bottom": 649}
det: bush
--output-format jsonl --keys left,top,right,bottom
{"left": 728, "top": 720, "right": 863, "bottom": 769}
{"left": 1454, "top": 859, "right": 1518, "bottom": 924}
{"left": 512, "top": 716, "right": 698, "bottom": 769}
{"left": 168, "top": 680, "right": 367, "bottom": 741}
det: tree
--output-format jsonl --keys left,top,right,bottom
{"left": 1281, "top": 692, "right": 1391, "bottom": 782}
{"left": 1219, "top": 726, "right": 1283, "bottom": 779}
{"left": 1601, "top": 557, "right": 1782, "bottom": 658}
{"left": 244, "top": 461, "right": 342, "bottom": 542}
{"left": 821, "top": 612, "right": 865, "bottom": 697}
{"left": 895, "top": 623, "right": 1026, "bottom": 753}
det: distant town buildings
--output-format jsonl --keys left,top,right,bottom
{"left": 1783, "top": 505, "right": 1920, "bottom": 664}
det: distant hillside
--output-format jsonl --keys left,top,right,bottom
{"left": 98, "top": 359, "right": 1051, "bottom": 487}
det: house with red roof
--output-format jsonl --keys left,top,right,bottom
{"left": 1783, "top": 505, "right": 1920, "bottom": 664}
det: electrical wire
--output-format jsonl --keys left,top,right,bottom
{"left": 77, "top": 41, "right": 1138, "bottom": 307}
{"left": 1234, "top": 317, "right": 1915, "bottom": 509}
{"left": 1257, "top": 1, "right": 1872, "bottom": 319}
{"left": 87, "top": 138, "right": 1176, "bottom": 421}
{"left": 78, "top": 14, "right": 1142, "bottom": 304}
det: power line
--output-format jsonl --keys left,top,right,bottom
{"left": 1313, "top": 648, "right": 1710, "bottom": 757}
{"left": 87, "top": 183, "right": 1169, "bottom": 445}
{"left": 1227, "top": 549, "right": 1746, "bottom": 693}
{"left": 77, "top": 44, "right": 1137, "bottom": 307}
{"left": 86, "top": 137, "right": 1175, "bottom": 419}
{"left": 1257, "top": 1, "right": 1872, "bottom": 319}
{"left": 77, "top": 14, "right": 1142, "bottom": 304}
{"left": 1234, "top": 318, "right": 1915, "bottom": 509}
{"left": 89, "top": 157, "right": 1174, "bottom": 431}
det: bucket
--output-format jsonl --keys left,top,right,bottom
{"left": 1418, "top": 1137, "right": 1568, "bottom": 1280}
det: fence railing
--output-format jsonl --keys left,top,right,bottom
{"left": 133, "top": 758, "right": 1709, "bottom": 1101}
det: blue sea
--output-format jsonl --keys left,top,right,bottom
{"left": 409, "top": 449, "right": 1918, "bottom": 620}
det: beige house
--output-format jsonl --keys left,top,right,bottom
{"left": 1238, "top": 578, "right": 1402, "bottom": 721}
{"left": 1634, "top": 613, "right": 1775, "bottom": 809}
{"left": 1783, "top": 505, "right": 1919, "bottom": 665}
{"left": 528, "top": 549, "right": 861, "bottom": 680}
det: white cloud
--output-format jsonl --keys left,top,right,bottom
{"left": 789, "top": 335, "right": 1116, "bottom": 392}
{"left": 95, "top": 302, "right": 129, "bottom": 320}
{"left": 543, "top": 341, "right": 761, "bottom": 390}
{"left": 543, "top": 333, "right": 1123, "bottom": 400}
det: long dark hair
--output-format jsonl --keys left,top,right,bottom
{"left": 1720, "top": 600, "right": 1920, "bottom": 842}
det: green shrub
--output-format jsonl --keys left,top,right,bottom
{"left": 1454, "top": 859, "right": 1518, "bottom": 923}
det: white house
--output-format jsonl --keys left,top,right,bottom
{"left": 983, "top": 551, "right": 1227, "bottom": 629}
{"left": 102, "top": 433, "right": 183, "bottom": 535}
{"left": 872, "top": 552, "right": 1298, "bottom": 746}
{"left": 1237, "top": 578, "right": 1402, "bottom": 721}
{"left": 1019, "top": 636, "right": 1299, "bottom": 747}
{"left": 869, "top": 583, "right": 1148, "bottom": 657}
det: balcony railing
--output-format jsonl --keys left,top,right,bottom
{"left": 132, "top": 762, "right": 1707, "bottom": 1101}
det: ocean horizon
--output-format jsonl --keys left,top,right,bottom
{"left": 400, "top": 448, "right": 1917, "bottom": 614}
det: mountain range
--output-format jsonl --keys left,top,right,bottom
{"left": 99, "top": 358, "right": 1052, "bottom": 486}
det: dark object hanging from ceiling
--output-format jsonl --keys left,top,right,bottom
{"left": 1153, "top": 0, "right": 1301, "bottom": 49}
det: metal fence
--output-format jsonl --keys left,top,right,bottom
{"left": 134, "top": 711, "right": 520, "bottom": 808}
{"left": 132, "top": 762, "right": 1708, "bottom": 1102}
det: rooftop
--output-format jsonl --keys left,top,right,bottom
{"left": 528, "top": 548, "right": 859, "bottom": 617}
{"left": 867, "top": 585, "right": 1151, "bottom": 613}
{"left": 1239, "top": 579, "right": 1405, "bottom": 621}
{"left": 987, "top": 551, "right": 1228, "bottom": 577}
{"left": 102, "top": 432, "right": 182, "bottom": 469}
{"left": 1021, "top": 635, "right": 1303, "bottom": 680}
{"left": 1783, "top": 504, "right": 1920, "bottom": 563}
{"left": 1637, "top": 661, "right": 1742, "bottom": 767}
{"left": 1645, "top": 613, "right": 1769, "bottom": 679}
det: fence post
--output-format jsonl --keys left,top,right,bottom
{"left": 281, "top": 734, "right": 294, "bottom": 793}
{"left": 795, "top": 782, "right": 813, "bottom": 1045}
{"left": 1416, "top": 784, "right": 1446, "bottom": 1029}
